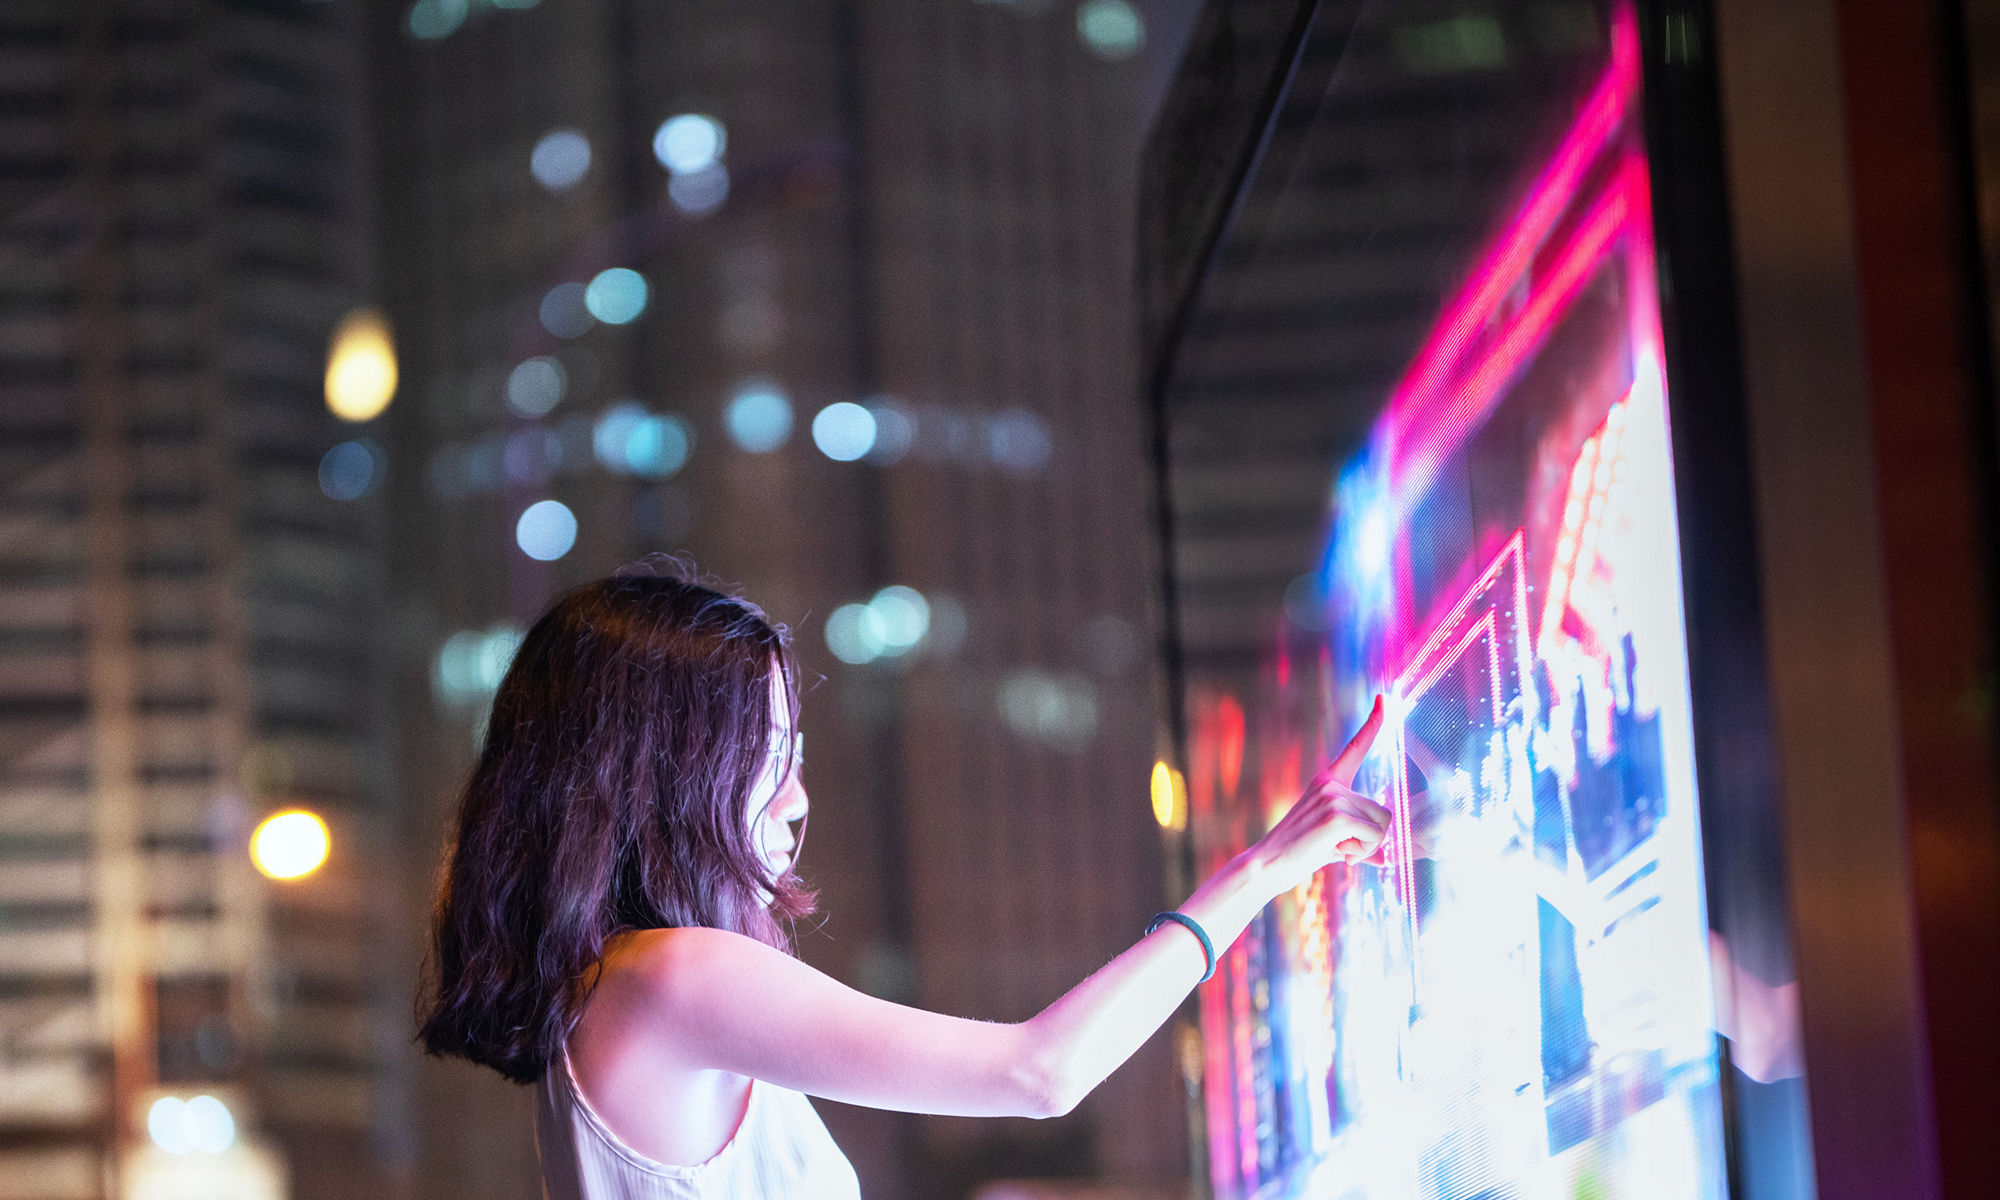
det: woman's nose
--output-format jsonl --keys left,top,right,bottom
{"left": 773, "top": 775, "right": 809, "bottom": 823}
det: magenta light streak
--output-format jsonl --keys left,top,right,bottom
{"left": 1379, "top": 6, "right": 1642, "bottom": 519}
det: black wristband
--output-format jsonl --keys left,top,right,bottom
{"left": 1146, "top": 910, "right": 1217, "bottom": 983}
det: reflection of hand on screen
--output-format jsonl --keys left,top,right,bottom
{"left": 1709, "top": 931, "right": 1803, "bottom": 1082}
{"left": 1355, "top": 786, "right": 1440, "bottom": 866}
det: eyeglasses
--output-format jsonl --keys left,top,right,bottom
{"left": 766, "top": 731, "right": 804, "bottom": 780}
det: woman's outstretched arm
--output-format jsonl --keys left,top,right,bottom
{"left": 606, "top": 697, "right": 1390, "bottom": 1119}
{"left": 1016, "top": 694, "right": 1390, "bottom": 1113}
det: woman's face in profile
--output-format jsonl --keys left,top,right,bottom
{"left": 745, "top": 668, "right": 808, "bottom": 880}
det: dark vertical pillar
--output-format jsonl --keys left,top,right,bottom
{"left": 1835, "top": 4, "right": 2000, "bottom": 1198}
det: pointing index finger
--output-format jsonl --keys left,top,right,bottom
{"left": 1322, "top": 694, "right": 1385, "bottom": 789}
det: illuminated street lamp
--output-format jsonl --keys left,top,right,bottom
{"left": 249, "top": 811, "right": 330, "bottom": 881}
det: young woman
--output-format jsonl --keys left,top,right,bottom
{"left": 419, "top": 566, "right": 1391, "bottom": 1199}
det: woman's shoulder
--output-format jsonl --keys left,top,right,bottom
{"left": 598, "top": 927, "right": 780, "bottom": 1004}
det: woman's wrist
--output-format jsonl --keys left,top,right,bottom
{"left": 1177, "top": 850, "right": 1281, "bottom": 952}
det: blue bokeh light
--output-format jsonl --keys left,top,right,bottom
{"left": 668, "top": 164, "right": 729, "bottom": 216}
{"left": 406, "top": 0, "right": 467, "bottom": 40}
{"left": 530, "top": 129, "right": 591, "bottom": 191}
{"left": 726, "top": 383, "right": 793, "bottom": 453}
{"left": 1077, "top": 0, "right": 1145, "bottom": 60}
{"left": 812, "top": 402, "right": 878, "bottom": 462}
{"left": 584, "top": 268, "right": 649, "bottom": 325}
{"left": 539, "top": 281, "right": 594, "bottom": 339}
{"left": 317, "top": 440, "right": 380, "bottom": 501}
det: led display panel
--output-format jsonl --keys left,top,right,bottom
{"left": 1159, "top": 3, "right": 1732, "bottom": 1196}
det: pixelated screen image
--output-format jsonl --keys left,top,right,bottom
{"left": 1163, "top": 3, "right": 1728, "bottom": 1197}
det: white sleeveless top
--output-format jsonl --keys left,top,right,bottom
{"left": 534, "top": 1045, "right": 862, "bottom": 1200}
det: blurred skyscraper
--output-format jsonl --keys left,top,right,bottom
{"left": 370, "top": 1, "right": 1192, "bottom": 1197}
{"left": 0, "top": 2, "right": 399, "bottom": 1198}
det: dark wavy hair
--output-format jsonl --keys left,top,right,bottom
{"left": 417, "top": 563, "right": 814, "bottom": 1083}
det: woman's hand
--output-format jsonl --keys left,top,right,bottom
{"left": 1247, "top": 695, "right": 1392, "bottom": 889}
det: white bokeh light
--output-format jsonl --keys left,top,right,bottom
{"left": 148, "top": 1097, "right": 192, "bottom": 1155}
{"left": 653, "top": 113, "right": 727, "bottom": 174}
{"left": 516, "top": 499, "right": 578, "bottom": 561}
{"left": 251, "top": 810, "right": 330, "bottom": 880}
{"left": 185, "top": 1095, "right": 236, "bottom": 1154}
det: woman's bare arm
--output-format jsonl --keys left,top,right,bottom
{"left": 623, "top": 698, "right": 1390, "bottom": 1119}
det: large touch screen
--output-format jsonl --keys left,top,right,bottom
{"left": 1170, "top": 6, "right": 1728, "bottom": 1197}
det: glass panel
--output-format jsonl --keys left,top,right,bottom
{"left": 1159, "top": 2, "right": 1739, "bottom": 1195}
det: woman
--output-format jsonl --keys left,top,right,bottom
{"left": 419, "top": 565, "right": 1391, "bottom": 1198}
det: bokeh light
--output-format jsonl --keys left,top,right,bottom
{"left": 406, "top": 0, "right": 467, "bottom": 40}
{"left": 505, "top": 356, "right": 566, "bottom": 417}
{"left": 250, "top": 810, "right": 330, "bottom": 881}
{"left": 434, "top": 626, "right": 525, "bottom": 705}
{"left": 1076, "top": 612, "right": 1142, "bottom": 677}
{"left": 653, "top": 113, "right": 727, "bottom": 173}
{"left": 147, "top": 1097, "right": 192, "bottom": 1155}
{"left": 1077, "top": 0, "right": 1145, "bottom": 60}
{"left": 611, "top": 411, "right": 691, "bottom": 478}
{"left": 185, "top": 1095, "right": 236, "bottom": 1153}
{"left": 726, "top": 382, "right": 793, "bottom": 452}
{"left": 324, "top": 308, "right": 398, "bottom": 422}
{"left": 515, "top": 499, "right": 578, "bottom": 560}
{"left": 865, "top": 399, "right": 915, "bottom": 464}
{"left": 924, "top": 593, "right": 969, "bottom": 655}
{"left": 1283, "top": 572, "right": 1333, "bottom": 631}
{"left": 504, "top": 428, "right": 559, "bottom": 485}
{"left": 866, "top": 585, "right": 930, "bottom": 651}
{"left": 592, "top": 402, "right": 646, "bottom": 469}
{"left": 996, "top": 670, "right": 1100, "bottom": 749}
{"left": 824, "top": 603, "right": 878, "bottom": 665}
{"left": 668, "top": 164, "right": 729, "bottom": 216}
{"left": 812, "top": 402, "right": 878, "bottom": 461}
{"left": 823, "top": 586, "right": 934, "bottom": 666}
{"left": 986, "top": 408, "right": 1053, "bottom": 473}
{"left": 1150, "top": 761, "right": 1188, "bottom": 830}
{"left": 318, "top": 440, "right": 381, "bottom": 501}
{"left": 531, "top": 128, "right": 591, "bottom": 191}
{"left": 539, "top": 281, "right": 594, "bottom": 338}
{"left": 584, "top": 268, "right": 649, "bottom": 324}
